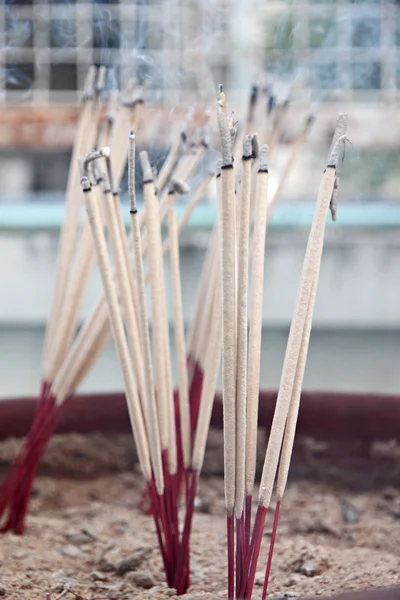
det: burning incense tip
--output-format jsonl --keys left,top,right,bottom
{"left": 328, "top": 134, "right": 347, "bottom": 168}
{"left": 216, "top": 88, "right": 233, "bottom": 167}
{"left": 243, "top": 135, "right": 254, "bottom": 159}
{"left": 80, "top": 176, "right": 91, "bottom": 192}
{"left": 139, "top": 151, "right": 153, "bottom": 183}
{"left": 218, "top": 83, "right": 224, "bottom": 95}
{"left": 82, "top": 147, "right": 110, "bottom": 172}
{"left": 169, "top": 179, "right": 190, "bottom": 195}
{"left": 259, "top": 145, "right": 269, "bottom": 172}
{"left": 83, "top": 65, "right": 97, "bottom": 101}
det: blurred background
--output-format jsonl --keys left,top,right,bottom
{"left": 1, "top": 0, "right": 400, "bottom": 397}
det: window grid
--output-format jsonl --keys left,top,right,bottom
{"left": 260, "top": 0, "right": 400, "bottom": 103}
{"left": 1, "top": 0, "right": 230, "bottom": 105}
{"left": 3, "top": 0, "right": 400, "bottom": 105}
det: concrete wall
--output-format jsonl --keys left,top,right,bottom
{"left": 0, "top": 226, "right": 399, "bottom": 397}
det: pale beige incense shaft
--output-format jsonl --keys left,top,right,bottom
{"left": 156, "top": 128, "right": 186, "bottom": 192}
{"left": 259, "top": 132, "right": 347, "bottom": 509}
{"left": 81, "top": 176, "right": 151, "bottom": 482}
{"left": 45, "top": 217, "right": 95, "bottom": 381}
{"left": 141, "top": 151, "right": 174, "bottom": 464}
{"left": 42, "top": 66, "right": 101, "bottom": 377}
{"left": 52, "top": 173, "right": 211, "bottom": 405}
{"left": 195, "top": 247, "right": 220, "bottom": 369}
{"left": 52, "top": 298, "right": 109, "bottom": 402}
{"left": 186, "top": 227, "right": 218, "bottom": 365}
{"left": 234, "top": 135, "right": 253, "bottom": 518}
{"left": 47, "top": 146, "right": 113, "bottom": 381}
{"left": 128, "top": 133, "right": 164, "bottom": 496}
{"left": 276, "top": 274, "right": 316, "bottom": 500}
{"left": 103, "top": 184, "right": 146, "bottom": 412}
{"left": 217, "top": 86, "right": 237, "bottom": 514}
{"left": 276, "top": 147, "right": 345, "bottom": 499}
{"left": 136, "top": 142, "right": 208, "bottom": 260}
{"left": 161, "top": 173, "right": 213, "bottom": 256}
{"left": 191, "top": 279, "right": 223, "bottom": 473}
{"left": 245, "top": 146, "right": 269, "bottom": 498}
{"left": 168, "top": 182, "right": 191, "bottom": 468}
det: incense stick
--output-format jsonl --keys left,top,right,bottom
{"left": 128, "top": 132, "right": 164, "bottom": 496}
{"left": 42, "top": 66, "right": 102, "bottom": 380}
{"left": 261, "top": 129, "right": 348, "bottom": 600}
{"left": 242, "top": 131, "right": 347, "bottom": 600}
{"left": 168, "top": 179, "right": 191, "bottom": 468}
{"left": 81, "top": 174, "right": 151, "bottom": 483}
{"left": 140, "top": 151, "right": 173, "bottom": 466}
{"left": 244, "top": 144, "right": 269, "bottom": 543}
{"left": 217, "top": 85, "right": 237, "bottom": 599}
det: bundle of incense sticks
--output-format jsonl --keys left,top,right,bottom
{"left": 79, "top": 132, "right": 219, "bottom": 593}
{"left": 0, "top": 68, "right": 213, "bottom": 535}
{"left": 77, "top": 86, "right": 317, "bottom": 594}
{"left": 216, "top": 87, "right": 348, "bottom": 599}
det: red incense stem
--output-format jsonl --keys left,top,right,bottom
{"left": 2, "top": 395, "right": 67, "bottom": 534}
{"left": 0, "top": 381, "right": 50, "bottom": 514}
{"left": 158, "top": 493, "right": 174, "bottom": 587}
{"left": 148, "top": 479, "right": 169, "bottom": 577}
{"left": 175, "top": 469, "right": 198, "bottom": 594}
{"left": 245, "top": 494, "right": 252, "bottom": 555}
{"left": 236, "top": 512, "right": 246, "bottom": 597}
{"left": 227, "top": 513, "right": 235, "bottom": 600}
{"left": 236, "top": 516, "right": 241, "bottom": 597}
{"left": 0, "top": 388, "right": 53, "bottom": 527}
{"left": 262, "top": 500, "right": 281, "bottom": 600}
{"left": 244, "top": 505, "right": 267, "bottom": 599}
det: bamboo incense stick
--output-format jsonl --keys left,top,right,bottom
{"left": 45, "top": 145, "right": 110, "bottom": 381}
{"left": 51, "top": 170, "right": 212, "bottom": 411}
{"left": 140, "top": 151, "right": 175, "bottom": 471}
{"left": 101, "top": 165, "right": 147, "bottom": 416}
{"left": 128, "top": 132, "right": 164, "bottom": 496}
{"left": 258, "top": 137, "right": 345, "bottom": 511}
{"left": 81, "top": 174, "right": 151, "bottom": 483}
{"left": 261, "top": 127, "right": 348, "bottom": 600}
{"left": 217, "top": 84, "right": 237, "bottom": 599}
{"left": 168, "top": 179, "right": 191, "bottom": 468}
{"left": 42, "top": 66, "right": 102, "bottom": 380}
{"left": 217, "top": 86, "right": 237, "bottom": 514}
{"left": 243, "top": 127, "right": 347, "bottom": 600}
{"left": 156, "top": 123, "right": 188, "bottom": 192}
{"left": 245, "top": 145, "right": 269, "bottom": 538}
{"left": 262, "top": 274, "right": 317, "bottom": 600}
{"left": 161, "top": 172, "right": 213, "bottom": 255}
{"left": 234, "top": 134, "right": 254, "bottom": 595}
